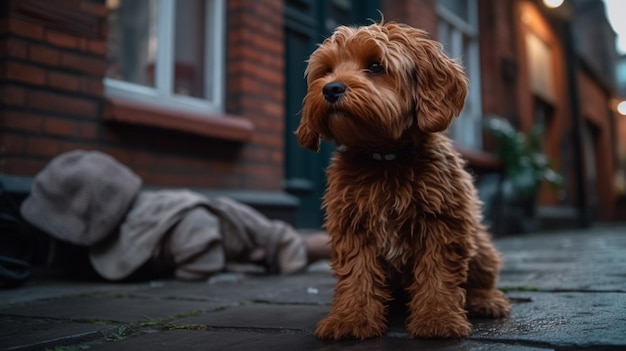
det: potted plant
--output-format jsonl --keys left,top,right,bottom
{"left": 483, "top": 115, "right": 563, "bottom": 233}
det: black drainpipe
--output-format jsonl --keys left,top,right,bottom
{"left": 562, "top": 19, "right": 590, "bottom": 227}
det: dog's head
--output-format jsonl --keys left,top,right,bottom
{"left": 296, "top": 22, "right": 468, "bottom": 151}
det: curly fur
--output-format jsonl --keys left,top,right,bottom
{"left": 296, "top": 22, "right": 510, "bottom": 340}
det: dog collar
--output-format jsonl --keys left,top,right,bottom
{"left": 337, "top": 144, "right": 414, "bottom": 162}
{"left": 371, "top": 152, "right": 400, "bottom": 161}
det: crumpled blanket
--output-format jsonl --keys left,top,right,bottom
{"left": 90, "top": 190, "right": 307, "bottom": 280}
{"left": 20, "top": 150, "right": 308, "bottom": 280}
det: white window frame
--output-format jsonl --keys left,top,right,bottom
{"left": 437, "top": 0, "right": 482, "bottom": 148}
{"left": 104, "top": 0, "right": 225, "bottom": 116}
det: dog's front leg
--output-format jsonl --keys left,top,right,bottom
{"left": 405, "top": 230, "right": 472, "bottom": 339}
{"left": 315, "top": 237, "right": 390, "bottom": 340}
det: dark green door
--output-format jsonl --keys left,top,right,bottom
{"left": 284, "top": 0, "right": 380, "bottom": 229}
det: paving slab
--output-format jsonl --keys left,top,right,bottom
{"left": 0, "top": 279, "right": 150, "bottom": 307}
{"left": 0, "top": 226, "right": 624, "bottom": 350}
{"left": 0, "top": 316, "right": 116, "bottom": 350}
{"left": 87, "top": 329, "right": 551, "bottom": 351}
{"left": 126, "top": 272, "right": 335, "bottom": 306}
{"left": 495, "top": 228, "right": 626, "bottom": 292}
{"left": 177, "top": 303, "right": 327, "bottom": 331}
{"left": 0, "top": 294, "right": 227, "bottom": 323}
{"left": 472, "top": 291, "right": 626, "bottom": 348}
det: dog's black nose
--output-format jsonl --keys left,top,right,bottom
{"left": 323, "top": 82, "right": 346, "bottom": 103}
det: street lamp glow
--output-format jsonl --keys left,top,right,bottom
{"left": 617, "top": 100, "right": 626, "bottom": 116}
{"left": 543, "top": 0, "right": 564, "bottom": 8}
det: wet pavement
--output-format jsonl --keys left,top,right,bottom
{"left": 1, "top": 225, "right": 625, "bottom": 350}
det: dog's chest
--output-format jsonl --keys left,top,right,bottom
{"left": 361, "top": 195, "right": 419, "bottom": 266}
{"left": 377, "top": 222, "right": 417, "bottom": 267}
{"left": 328, "top": 161, "right": 429, "bottom": 266}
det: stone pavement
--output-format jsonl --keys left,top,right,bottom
{"left": 1, "top": 225, "right": 625, "bottom": 351}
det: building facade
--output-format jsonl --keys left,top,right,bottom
{"left": 1, "top": 0, "right": 624, "bottom": 231}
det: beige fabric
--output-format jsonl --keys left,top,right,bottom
{"left": 20, "top": 150, "right": 141, "bottom": 246}
{"left": 89, "top": 190, "right": 308, "bottom": 280}
{"left": 20, "top": 150, "right": 307, "bottom": 281}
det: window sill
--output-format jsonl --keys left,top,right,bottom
{"left": 455, "top": 145, "right": 502, "bottom": 172}
{"left": 103, "top": 96, "right": 255, "bottom": 142}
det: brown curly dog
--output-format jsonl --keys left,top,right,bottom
{"left": 296, "top": 21, "right": 510, "bottom": 340}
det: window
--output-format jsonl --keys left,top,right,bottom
{"left": 105, "top": 0, "right": 225, "bottom": 115}
{"left": 525, "top": 31, "right": 556, "bottom": 103}
{"left": 437, "top": 0, "right": 482, "bottom": 148}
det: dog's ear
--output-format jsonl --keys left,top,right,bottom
{"left": 394, "top": 25, "right": 468, "bottom": 133}
{"left": 295, "top": 112, "right": 320, "bottom": 152}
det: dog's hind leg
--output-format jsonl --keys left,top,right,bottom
{"left": 464, "top": 231, "right": 511, "bottom": 318}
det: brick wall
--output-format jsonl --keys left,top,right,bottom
{"left": 0, "top": 0, "right": 107, "bottom": 175}
{"left": 1, "top": 0, "right": 287, "bottom": 192}
{"left": 478, "top": 0, "right": 519, "bottom": 124}
{"left": 226, "top": 0, "right": 285, "bottom": 190}
{"left": 382, "top": 0, "right": 438, "bottom": 36}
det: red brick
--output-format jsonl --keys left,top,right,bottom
{"left": 252, "top": 115, "right": 283, "bottom": 133}
{"left": 45, "top": 30, "right": 79, "bottom": 49}
{"left": 261, "top": 100, "right": 283, "bottom": 117}
{"left": 0, "top": 157, "right": 48, "bottom": 176}
{"left": 243, "top": 147, "right": 272, "bottom": 163}
{"left": 159, "top": 155, "right": 209, "bottom": 172}
{"left": 27, "top": 90, "right": 98, "bottom": 117}
{"left": 79, "top": 1, "right": 108, "bottom": 18}
{"left": 30, "top": 44, "right": 61, "bottom": 66}
{"left": 26, "top": 136, "right": 62, "bottom": 156}
{"left": 43, "top": 117, "right": 77, "bottom": 137}
{"left": 5, "top": 61, "right": 46, "bottom": 85}
{"left": 250, "top": 31, "right": 283, "bottom": 55}
{"left": 48, "top": 70, "right": 81, "bottom": 92}
{"left": 87, "top": 39, "right": 106, "bottom": 56}
{"left": 0, "top": 85, "right": 26, "bottom": 106}
{"left": 7, "top": 18, "right": 45, "bottom": 41}
{"left": 245, "top": 164, "right": 281, "bottom": 180}
{"left": 0, "top": 110, "right": 43, "bottom": 133}
{"left": 145, "top": 172, "right": 196, "bottom": 188}
{"left": 270, "top": 149, "right": 283, "bottom": 164}
{"left": 100, "top": 147, "right": 133, "bottom": 166}
{"left": 131, "top": 151, "right": 158, "bottom": 168}
{"left": 1, "top": 133, "right": 26, "bottom": 153}
{"left": 60, "top": 52, "right": 106, "bottom": 76}
{"left": 252, "top": 133, "right": 282, "bottom": 149}
{"left": 0, "top": 18, "right": 7, "bottom": 35}
{"left": 81, "top": 76, "right": 104, "bottom": 96}
{"left": 77, "top": 121, "right": 99, "bottom": 139}
{"left": 235, "top": 61, "right": 282, "bottom": 88}
{"left": 1, "top": 38, "right": 28, "bottom": 59}
{"left": 60, "top": 140, "right": 96, "bottom": 153}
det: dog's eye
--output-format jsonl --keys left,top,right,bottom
{"left": 367, "top": 62, "right": 384, "bottom": 75}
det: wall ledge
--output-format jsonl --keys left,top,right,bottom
{"left": 104, "top": 96, "right": 255, "bottom": 142}
{"left": 455, "top": 145, "right": 502, "bottom": 172}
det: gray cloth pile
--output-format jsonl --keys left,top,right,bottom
{"left": 20, "top": 150, "right": 308, "bottom": 280}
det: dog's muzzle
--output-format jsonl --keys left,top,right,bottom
{"left": 323, "top": 82, "right": 346, "bottom": 103}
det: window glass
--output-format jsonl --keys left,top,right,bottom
{"left": 438, "top": 0, "right": 469, "bottom": 22}
{"left": 437, "top": 0, "right": 482, "bottom": 148}
{"left": 106, "top": 0, "right": 159, "bottom": 87}
{"left": 173, "top": 0, "right": 207, "bottom": 99}
{"left": 104, "top": 0, "right": 225, "bottom": 115}
{"left": 526, "top": 32, "right": 556, "bottom": 103}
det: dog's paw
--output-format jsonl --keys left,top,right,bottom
{"left": 315, "top": 314, "right": 386, "bottom": 340}
{"left": 406, "top": 312, "right": 471, "bottom": 339}
{"left": 466, "top": 289, "right": 511, "bottom": 318}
